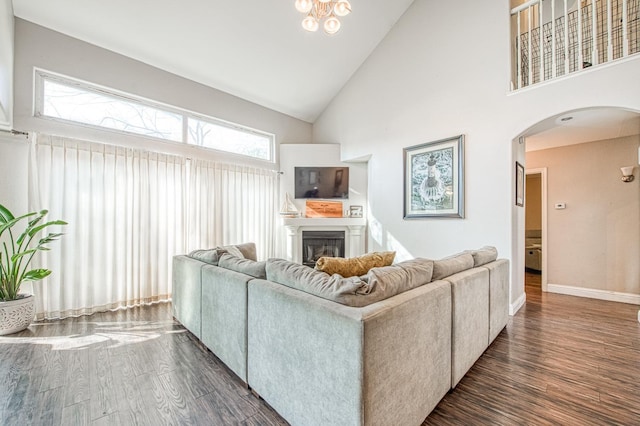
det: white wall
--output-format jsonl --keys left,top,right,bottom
{"left": 527, "top": 136, "right": 640, "bottom": 299}
{"left": 0, "top": 1, "right": 14, "bottom": 130}
{"left": 0, "top": 134, "right": 29, "bottom": 213}
{"left": 312, "top": 0, "right": 640, "bottom": 312}
{"left": 12, "top": 19, "right": 312, "bottom": 159}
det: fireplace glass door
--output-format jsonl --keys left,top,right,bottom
{"left": 301, "top": 231, "right": 345, "bottom": 268}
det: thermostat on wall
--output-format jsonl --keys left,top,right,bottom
{"left": 554, "top": 202, "right": 566, "bottom": 209}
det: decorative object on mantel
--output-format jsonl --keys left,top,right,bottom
{"left": 279, "top": 192, "right": 300, "bottom": 218}
{"left": 348, "top": 205, "right": 363, "bottom": 218}
{"left": 294, "top": 0, "right": 352, "bottom": 35}
{"left": 305, "top": 200, "right": 343, "bottom": 218}
{"left": 0, "top": 204, "right": 66, "bottom": 335}
{"left": 403, "top": 135, "right": 465, "bottom": 219}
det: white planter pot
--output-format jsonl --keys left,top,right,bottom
{"left": 0, "top": 294, "right": 35, "bottom": 335}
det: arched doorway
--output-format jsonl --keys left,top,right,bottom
{"left": 513, "top": 107, "right": 640, "bottom": 318}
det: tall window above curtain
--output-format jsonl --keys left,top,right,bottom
{"left": 34, "top": 69, "right": 276, "bottom": 162}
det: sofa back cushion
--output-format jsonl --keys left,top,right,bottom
{"left": 266, "top": 259, "right": 366, "bottom": 306}
{"left": 364, "top": 257, "right": 434, "bottom": 296}
{"left": 266, "top": 258, "right": 434, "bottom": 307}
{"left": 218, "top": 253, "right": 266, "bottom": 279}
{"left": 188, "top": 242, "right": 257, "bottom": 265}
{"left": 466, "top": 246, "right": 498, "bottom": 267}
{"left": 432, "top": 253, "right": 474, "bottom": 280}
{"left": 315, "top": 251, "right": 396, "bottom": 277}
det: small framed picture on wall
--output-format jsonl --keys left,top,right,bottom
{"left": 515, "top": 161, "right": 525, "bottom": 207}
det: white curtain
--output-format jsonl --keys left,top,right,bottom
{"left": 185, "top": 159, "right": 278, "bottom": 260}
{"left": 29, "top": 134, "right": 278, "bottom": 320}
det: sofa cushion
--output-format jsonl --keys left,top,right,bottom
{"left": 364, "top": 257, "right": 434, "bottom": 294}
{"left": 466, "top": 246, "right": 498, "bottom": 267}
{"left": 315, "top": 251, "right": 396, "bottom": 277}
{"left": 266, "top": 257, "right": 433, "bottom": 307}
{"left": 188, "top": 242, "right": 257, "bottom": 265}
{"left": 266, "top": 258, "right": 367, "bottom": 306}
{"left": 219, "top": 253, "right": 267, "bottom": 279}
{"left": 432, "top": 253, "right": 474, "bottom": 280}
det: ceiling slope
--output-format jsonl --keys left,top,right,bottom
{"left": 12, "top": 0, "right": 415, "bottom": 123}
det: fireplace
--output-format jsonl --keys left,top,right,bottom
{"left": 302, "top": 231, "right": 345, "bottom": 268}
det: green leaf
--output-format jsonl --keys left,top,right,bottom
{"left": 0, "top": 204, "right": 15, "bottom": 223}
{"left": 28, "top": 220, "right": 68, "bottom": 238}
{"left": 10, "top": 249, "right": 37, "bottom": 263}
{"left": 22, "top": 269, "right": 52, "bottom": 281}
{"left": 0, "top": 217, "right": 22, "bottom": 235}
{"left": 38, "top": 233, "right": 65, "bottom": 246}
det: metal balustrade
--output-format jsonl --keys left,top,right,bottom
{"left": 511, "top": 0, "right": 639, "bottom": 89}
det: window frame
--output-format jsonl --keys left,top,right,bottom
{"left": 34, "top": 69, "right": 276, "bottom": 163}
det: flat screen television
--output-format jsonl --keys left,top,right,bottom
{"left": 294, "top": 166, "right": 349, "bottom": 199}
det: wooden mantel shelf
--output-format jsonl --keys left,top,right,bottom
{"left": 281, "top": 217, "right": 367, "bottom": 227}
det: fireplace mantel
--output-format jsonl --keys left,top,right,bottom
{"left": 281, "top": 217, "right": 367, "bottom": 263}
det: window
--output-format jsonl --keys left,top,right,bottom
{"left": 35, "top": 70, "right": 275, "bottom": 162}
{"left": 42, "top": 78, "right": 183, "bottom": 142}
{"left": 188, "top": 117, "right": 272, "bottom": 161}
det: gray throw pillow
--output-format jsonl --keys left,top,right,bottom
{"left": 219, "top": 253, "right": 266, "bottom": 279}
{"left": 233, "top": 242, "right": 257, "bottom": 261}
{"left": 188, "top": 242, "right": 257, "bottom": 265}
{"left": 188, "top": 248, "right": 222, "bottom": 265}
{"left": 432, "top": 253, "right": 474, "bottom": 280}
{"left": 466, "top": 246, "right": 498, "bottom": 267}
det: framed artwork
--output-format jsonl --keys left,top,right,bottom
{"left": 515, "top": 161, "right": 525, "bottom": 207}
{"left": 403, "top": 135, "right": 465, "bottom": 219}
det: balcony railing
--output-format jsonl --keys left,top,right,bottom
{"left": 511, "top": 0, "right": 639, "bottom": 89}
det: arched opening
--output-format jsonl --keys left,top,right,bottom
{"left": 512, "top": 106, "right": 640, "bottom": 318}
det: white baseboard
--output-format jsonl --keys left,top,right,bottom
{"left": 547, "top": 283, "right": 640, "bottom": 305}
{"left": 509, "top": 293, "right": 526, "bottom": 315}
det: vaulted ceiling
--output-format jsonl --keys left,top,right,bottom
{"left": 11, "top": 0, "right": 416, "bottom": 123}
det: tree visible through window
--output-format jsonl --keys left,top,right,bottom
{"left": 188, "top": 118, "right": 271, "bottom": 161}
{"left": 43, "top": 79, "right": 183, "bottom": 142}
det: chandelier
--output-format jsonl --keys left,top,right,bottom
{"left": 294, "top": 0, "right": 352, "bottom": 35}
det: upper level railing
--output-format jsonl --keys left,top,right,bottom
{"left": 511, "top": 0, "right": 639, "bottom": 90}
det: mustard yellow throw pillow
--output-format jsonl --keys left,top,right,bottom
{"left": 315, "top": 251, "right": 396, "bottom": 278}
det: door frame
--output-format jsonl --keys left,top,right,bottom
{"left": 525, "top": 167, "right": 548, "bottom": 292}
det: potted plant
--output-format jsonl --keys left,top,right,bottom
{"left": 0, "top": 204, "right": 66, "bottom": 335}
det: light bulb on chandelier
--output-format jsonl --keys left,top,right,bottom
{"left": 295, "top": 0, "right": 351, "bottom": 35}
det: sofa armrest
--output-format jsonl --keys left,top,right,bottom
{"left": 482, "top": 259, "right": 510, "bottom": 343}
{"left": 446, "top": 267, "right": 490, "bottom": 388}
{"left": 201, "top": 264, "right": 251, "bottom": 382}
{"left": 172, "top": 255, "right": 205, "bottom": 339}
{"left": 247, "top": 279, "right": 451, "bottom": 426}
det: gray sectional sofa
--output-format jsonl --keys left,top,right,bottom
{"left": 172, "top": 244, "right": 509, "bottom": 426}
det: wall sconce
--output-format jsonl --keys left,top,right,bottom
{"left": 621, "top": 166, "right": 635, "bottom": 182}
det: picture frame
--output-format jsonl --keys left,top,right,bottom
{"left": 515, "top": 161, "right": 525, "bottom": 207}
{"left": 403, "top": 135, "right": 465, "bottom": 219}
{"left": 349, "top": 205, "right": 363, "bottom": 218}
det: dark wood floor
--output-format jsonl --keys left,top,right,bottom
{"left": 1, "top": 275, "right": 638, "bottom": 425}
{"left": 0, "top": 304, "right": 285, "bottom": 425}
{"left": 426, "top": 271, "right": 640, "bottom": 425}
